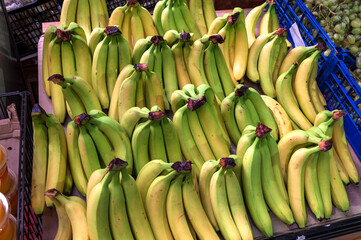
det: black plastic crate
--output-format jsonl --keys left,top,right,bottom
{"left": 0, "top": 91, "right": 42, "bottom": 239}
{"left": 6, "top": 0, "right": 62, "bottom": 58}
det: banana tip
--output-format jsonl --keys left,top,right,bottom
{"left": 219, "top": 157, "right": 236, "bottom": 168}
{"left": 187, "top": 96, "right": 207, "bottom": 111}
{"left": 44, "top": 188, "right": 59, "bottom": 199}
{"left": 318, "top": 139, "right": 333, "bottom": 151}
{"left": 332, "top": 110, "right": 347, "bottom": 120}
{"left": 256, "top": 123, "right": 272, "bottom": 138}
{"left": 171, "top": 160, "right": 192, "bottom": 173}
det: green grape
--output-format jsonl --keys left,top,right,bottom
{"left": 352, "top": 28, "right": 361, "bottom": 34}
{"left": 349, "top": 45, "right": 359, "bottom": 54}
{"left": 350, "top": 13, "right": 357, "bottom": 21}
{"left": 351, "top": 18, "right": 361, "bottom": 28}
{"left": 348, "top": 35, "right": 356, "bottom": 44}
{"left": 335, "top": 23, "right": 343, "bottom": 33}
{"left": 356, "top": 57, "right": 361, "bottom": 68}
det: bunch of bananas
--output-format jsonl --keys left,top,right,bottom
{"left": 208, "top": 9, "right": 248, "bottom": 82}
{"left": 91, "top": 26, "right": 132, "bottom": 109}
{"left": 247, "top": 28, "right": 288, "bottom": 97}
{"left": 136, "top": 159, "right": 219, "bottom": 240}
{"left": 199, "top": 156, "right": 253, "bottom": 240}
{"left": 108, "top": 64, "right": 165, "bottom": 122}
{"left": 31, "top": 104, "right": 67, "bottom": 214}
{"left": 172, "top": 84, "right": 231, "bottom": 175}
{"left": 43, "top": 24, "right": 92, "bottom": 123}
{"left": 45, "top": 189, "right": 88, "bottom": 240}
{"left": 66, "top": 111, "right": 132, "bottom": 196}
{"left": 279, "top": 110, "right": 356, "bottom": 228}
{"left": 221, "top": 85, "right": 279, "bottom": 145}
{"left": 121, "top": 106, "right": 182, "bottom": 175}
{"left": 48, "top": 74, "right": 101, "bottom": 119}
{"left": 109, "top": 1, "right": 158, "bottom": 49}
{"left": 153, "top": 0, "right": 202, "bottom": 38}
{"left": 236, "top": 123, "right": 293, "bottom": 236}
{"left": 60, "top": 0, "right": 109, "bottom": 40}
{"left": 276, "top": 44, "right": 327, "bottom": 130}
{"left": 133, "top": 35, "right": 178, "bottom": 108}
{"left": 85, "top": 158, "right": 156, "bottom": 240}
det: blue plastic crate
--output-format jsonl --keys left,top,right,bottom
{"left": 275, "top": 0, "right": 361, "bottom": 160}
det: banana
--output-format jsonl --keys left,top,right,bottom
{"left": 86, "top": 167, "right": 107, "bottom": 197}
{"left": 132, "top": 119, "right": 152, "bottom": 175}
{"left": 203, "top": 41, "right": 225, "bottom": 101}
{"left": 330, "top": 149, "right": 350, "bottom": 212}
{"left": 77, "top": 123, "right": 101, "bottom": 179}
{"left": 45, "top": 189, "right": 88, "bottom": 240}
{"left": 47, "top": 37, "right": 66, "bottom": 123}
{"left": 106, "top": 36, "right": 119, "bottom": 98}
{"left": 40, "top": 113, "right": 67, "bottom": 207}
{"left": 76, "top": 0, "right": 92, "bottom": 39}
{"left": 242, "top": 136, "right": 273, "bottom": 237}
{"left": 332, "top": 147, "right": 350, "bottom": 184}
{"left": 317, "top": 150, "right": 332, "bottom": 219}
{"left": 89, "top": 0, "right": 108, "bottom": 30}
{"left": 221, "top": 92, "right": 241, "bottom": 145}
{"left": 149, "top": 119, "right": 168, "bottom": 161}
{"left": 108, "top": 65, "right": 135, "bottom": 121}
{"left": 92, "top": 36, "right": 110, "bottom": 109}
{"left": 210, "top": 165, "right": 242, "bottom": 240}
{"left": 195, "top": 100, "right": 230, "bottom": 159}
{"left": 258, "top": 31, "right": 284, "bottom": 98}
{"left": 199, "top": 160, "right": 220, "bottom": 230}
{"left": 233, "top": 16, "right": 248, "bottom": 81}
{"left": 42, "top": 25, "right": 57, "bottom": 97}
{"left": 208, "top": 14, "right": 229, "bottom": 34}
{"left": 85, "top": 122, "right": 114, "bottom": 166}
{"left": 225, "top": 166, "right": 254, "bottom": 240}
{"left": 52, "top": 197, "right": 72, "bottom": 240}
{"left": 259, "top": 3, "right": 273, "bottom": 36}
{"left": 276, "top": 63, "right": 313, "bottom": 130}
{"left": 279, "top": 44, "right": 319, "bottom": 76}
{"left": 131, "top": 6, "right": 145, "bottom": 48}
{"left": 172, "top": 41, "right": 192, "bottom": 90}
{"left": 109, "top": 5, "right": 127, "bottom": 27}
{"left": 261, "top": 95, "right": 293, "bottom": 139}
{"left": 272, "top": 38, "right": 288, "bottom": 84}
{"left": 188, "top": 0, "right": 207, "bottom": 35}
{"left": 234, "top": 93, "right": 255, "bottom": 134}
{"left": 278, "top": 129, "right": 322, "bottom": 182}
{"left": 133, "top": 37, "right": 152, "bottom": 63}
{"left": 172, "top": 0, "right": 190, "bottom": 32}
{"left": 166, "top": 174, "right": 194, "bottom": 240}
{"left": 260, "top": 136, "right": 295, "bottom": 224}
{"left": 88, "top": 115, "right": 133, "bottom": 174}
{"left": 143, "top": 70, "right": 166, "bottom": 111}
{"left": 162, "top": 41, "right": 179, "bottom": 105}
{"left": 247, "top": 31, "right": 275, "bottom": 82}
{"left": 182, "top": 173, "right": 219, "bottom": 240}
{"left": 245, "top": 87, "right": 279, "bottom": 140}
{"left": 287, "top": 141, "right": 331, "bottom": 228}
{"left": 173, "top": 105, "right": 204, "bottom": 175}
{"left": 294, "top": 50, "right": 322, "bottom": 123}
{"left": 120, "top": 167, "right": 155, "bottom": 240}
{"left": 153, "top": 0, "right": 167, "bottom": 35}
{"left": 202, "top": 0, "right": 216, "bottom": 30}
{"left": 121, "top": 7, "right": 133, "bottom": 48}
{"left": 332, "top": 115, "right": 359, "bottom": 184}
{"left": 136, "top": 160, "right": 174, "bottom": 204}
{"left": 218, "top": 24, "right": 237, "bottom": 84}
{"left": 161, "top": 117, "right": 183, "bottom": 163}
{"left": 265, "top": 133, "right": 289, "bottom": 203}
{"left": 137, "top": 3, "right": 158, "bottom": 36}
{"left": 186, "top": 37, "right": 208, "bottom": 87}
{"left": 71, "top": 34, "right": 92, "bottom": 85}
{"left": 109, "top": 171, "right": 134, "bottom": 240}
{"left": 87, "top": 161, "right": 123, "bottom": 240}
{"left": 304, "top": 151, "right": 324, "bottom": 220}
{"left": 245, "top": 1, "right": 269, "bottom": 47}
{"left": 164, "top": 29, "right": 180, "bottom": 46}
{"left": 66, "top": 121, "right": 88, "bottom": 197}
{"left": 31, "top": 109, "right": 48, "bottom": 214}
{"left": 178, "top": 0, "right": 202, "bottom": 39}
{"left": 146, "top": 170, "right": 179, "bottom": 240}
{"left": 88, "top": 27, "right": 105, "bottom": 55}
{"left": 120, "top": 106, "right": 150, "bottom": 138}
{"left": 55, "top": 75, "right": 102, "bottom": 112}
{"left": 161, "top": 0, "right": 177, "bottom": 32}
{"left": 117, "top": 70, "right": 143, "bottom": 121}
{"left": 60, "top": 0, "right": 77, "bottom": 27}
{"left": 309, "top": 74, "right": 326, "bottom": 113}
{"left": 187, "top": 108, "right": 215, "bottom": 162}
{"left": 60, "top": 84, "right": 86, "bottom": 119}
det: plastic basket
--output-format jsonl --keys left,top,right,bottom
{"left": 6, "top": 0, "right": 62, "bottom": 58}
{"left": 275, "top": 0, "right": 361, "bottom": 160}
{"left": 0, "top": 91, "right": 42, "bottom": 239}
{"left": 107, "top": 0, "right": 159, "bottom": 15}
